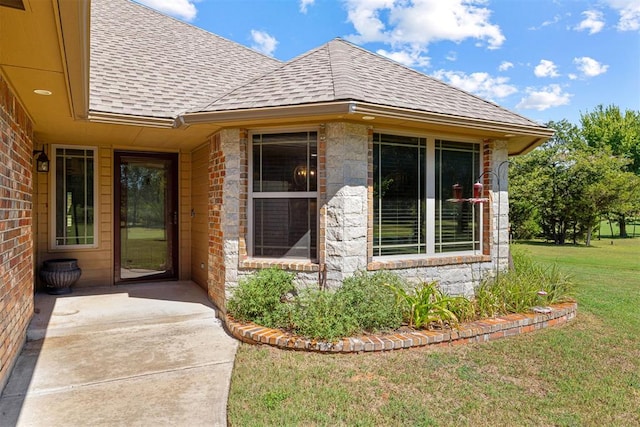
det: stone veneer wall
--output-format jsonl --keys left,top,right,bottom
{"left": 323, "top": 122, "right": 369, "bottom": 288}
{"left": 0, "top": 74, "right": 34, "bottom": 391}
{"left": 211, "top": 124, "right": 511, "bottom": 306}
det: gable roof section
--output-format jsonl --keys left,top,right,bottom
{"left": 192, "top": 39, "right": 541, "bottom": 129}
{"left": 89, "top": 0, "right": 281, "bottom": 119}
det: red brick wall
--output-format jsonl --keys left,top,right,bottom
{"left": 208, "top": 133, "right": 226, "bottom": 311}
{"left": 0, "top": 74, "right": 34, "bottom": 390}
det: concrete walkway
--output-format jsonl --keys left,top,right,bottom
{"left": 0, "top": 282, "right": 238, "bottom": 427}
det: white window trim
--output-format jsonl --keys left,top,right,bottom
{"left": 49, "top": 144, "right": 99, "bottom": 250}
{"left": 248, "top": 129, "right": 319, "bottom": 260}
{"left": 372, "top": 132, "right": 483, "bottom": 259}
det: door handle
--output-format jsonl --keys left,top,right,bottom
{"left": 173, "top": 211, "right": 178, "bottom": 225}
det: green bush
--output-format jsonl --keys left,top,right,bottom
{"left": 227, "top": 268, "right": 295, "bottom": 328}
{"left": 291, "top": 289, "right": 359, "bottom": 341}
{"left": 228, "top": 250, "right": 574, "bottom": 341}
{"left": 336, "top": 271, "right": 404, "bottom": 332}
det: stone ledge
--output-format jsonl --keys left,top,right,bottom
{"left": 225, "top": 302, "right": 577, "bottom": 353}
{"left": 239, "top": 259, "right": 320, "bottom": 272}
{"left": 368, "top": 254, "right": 492, "bottom": 270}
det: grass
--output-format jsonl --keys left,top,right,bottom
{"left": 228, "top": 238, "right": 640, "bottom": 426}
{"left": 121, "top": 226, "right": 167, "bottom": 270}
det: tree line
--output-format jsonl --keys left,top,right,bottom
{"left": 509, "top": 105, "right": 640, "bottom": 245}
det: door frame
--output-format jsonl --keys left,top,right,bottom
{"left": 114, "top": 151, "right": 179, "bottom": 283}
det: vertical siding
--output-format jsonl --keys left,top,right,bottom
{"left": 180, "top": 151, "right": 192, "bottom": 281}
{"left": 190, "top": 144, "right": 209, "bottom": 289}
{"left": 35, "top": 146, "right": 113, "bottom": 287}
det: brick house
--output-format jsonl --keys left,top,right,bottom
{"left": 0, "top": 0, "right": 553, "bottom": 388}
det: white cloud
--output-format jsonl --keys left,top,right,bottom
{"left": 534, "top": 59, "right": 560, "bottom": 78}
{"left": 432, "top": 70, "right": 517, "bottom": 100}
{"left": 516, "top": 84, "right": 572, "bottom": 111}
{"left": 575, "top": 10, "right": 605, "bottom": 34}
{"left": 135, "top": 0, "right": 198, "bottom": 21}
{"left": 377, "top": 48, "right": 431, "bottom": 68}
{"left": 529, "top": 14, "right": 562, "bottom": 30}
{"left": 250, "top": 30, "right": 278, "bottom": 57}
{"left": 344, "top": 0, "right": 505, "bottom": 50}
{"left": 574, "top": 56, "right": 609, "bottom": 77}
{"left": 300, "top": 0, "right": 315, "bottom": 14}
{"left": 604, "top": 0, "right": 640, "bottom": 31}
{"left": 498, "top": 61, "right": 513, "bottom": 71}
{"left": 446, "top": 51, "right": 457, "bottom": 62}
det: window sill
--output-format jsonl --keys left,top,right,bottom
{"left": 240, "top": 258, "right": 320, "bottom": 272}
{"left": 368, "top": 254, "right": 491, "bottom": 271}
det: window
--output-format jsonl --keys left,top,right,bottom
{"left": 373, "top": 134, "right": 426, "bottom": 256}
{"left": 52, "top": 146, "right": 97, "bottom": 247}
{"left": 251, "top": 132, "right": 317, "bottom": 259}
{"left": 435, "top": 140, "right": 481, "bottom": 253}
{"left": 373, "top": 134, "right": 481, "bottom": 256}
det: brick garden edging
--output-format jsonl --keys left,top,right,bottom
{"left": 224, "top": 302, "right": 577, "bottom": 353}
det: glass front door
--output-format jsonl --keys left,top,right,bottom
{"left": 114, "top": 152, "right": 178, "bottom": 282}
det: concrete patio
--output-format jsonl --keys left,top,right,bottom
{"left": 0, "top": 281, "right": 238, "bottom": 426}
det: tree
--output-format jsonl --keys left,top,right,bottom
{"left": 509, "top": 119, "right": 638, "bottom": 245}
{"left": 580, "top": 105, "right": 640, "bottom": 236}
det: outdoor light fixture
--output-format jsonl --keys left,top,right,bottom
{"left": 33, "top": 148, "right": 49, "bottom": 173}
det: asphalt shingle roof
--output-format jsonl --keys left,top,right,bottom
{"left": 90, "top": 1, "right": 543, "bottom": 129}
{"left": 196, "top": 39, "right": 541, "bottom": 128}
{"left": 89, "top": 0, "right": 281, "bottom": 118}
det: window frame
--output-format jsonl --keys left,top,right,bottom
{"left": 372, "top": 131, "right": 483, "bottom": 260}
{"left": 49, "top": 145, "right": 99, "bottom": 250}
{"left": 248, "top": 129, "right": 319, "bottom": 261}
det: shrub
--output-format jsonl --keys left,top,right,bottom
{"left": 227, "top": 268, "right": 295, "bottom": 328}
{"left": 336, "top": 271, "right": 404, "bottom": 332}
{"left": 291, "top": 289, "right": 359, "bottom": 341}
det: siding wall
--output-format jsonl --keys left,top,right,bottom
{"left": 191, "top": 144, "right": 209, "bottom": 289}
{"left": 35, "top": 147, "right": 113, "bottom": 287}
{"left": 34, "top": 147, "right": 193, "bottom": 288}
{"left": 0, "top": 74, "right": 34, "bottom": 391}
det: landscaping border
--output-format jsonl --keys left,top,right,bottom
{"left": 224, "top": 302, "right": 577, "bottom": 353}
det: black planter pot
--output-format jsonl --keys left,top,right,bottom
{"left": 40, "top": 258, "right": 82, "bottom": 295}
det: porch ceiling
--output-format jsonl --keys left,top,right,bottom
{"left": 0, "top": 0, "right": 218, "bottom": 151}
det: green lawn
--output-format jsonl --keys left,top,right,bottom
{"left": 228, "top": 238, "right": 640, "bottom": 426}
{"left": 121, "top": 226, "right": 167, "bottom": 270}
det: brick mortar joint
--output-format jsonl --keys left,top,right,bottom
{"left": 224, "top": 302, "right": 577, "bottom": 353}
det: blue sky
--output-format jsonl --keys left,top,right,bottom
{"left": 136, "top": 0, "right": 639, "bottom": 125}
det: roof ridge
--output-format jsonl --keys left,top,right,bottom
{"left": 326, "top": 38, "right": 363, "bottom": 101}
{"left": 326, "top": 39, "right": 338, "bottom": 100}
{"left": 193, "top": 41, "right": 334, "bottom": 113}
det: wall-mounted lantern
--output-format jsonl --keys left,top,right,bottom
{"left": 33, "top": 148, "right": 49, "bottom": 173}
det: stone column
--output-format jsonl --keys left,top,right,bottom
{"left": 323, "top": 123, "right": 369, "bottom": 288}
{"left": 491, "top": 140, "right": 510, "bottom": 272}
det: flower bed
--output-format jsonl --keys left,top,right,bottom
{"left": 224, "top": 302, "right": 577, "bottom": 353}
